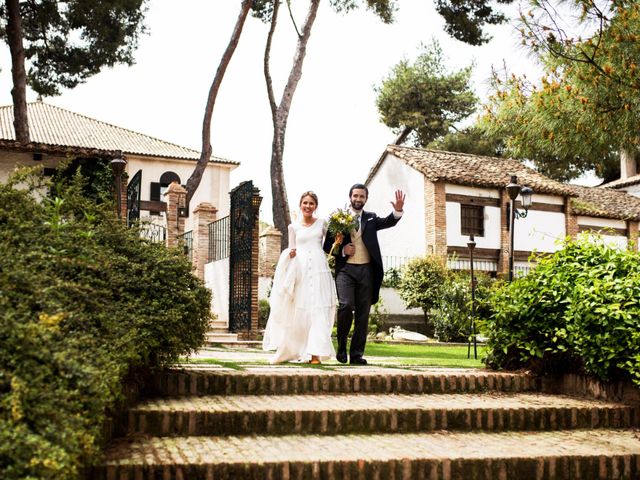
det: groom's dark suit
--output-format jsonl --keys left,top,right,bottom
{"left": 323, "top": 210, "right": 400, "bottom": 361}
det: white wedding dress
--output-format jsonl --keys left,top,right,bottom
{"left": 262, "top": 219, "right": 337, "bottom": 364}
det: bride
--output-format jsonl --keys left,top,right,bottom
{"left": 262, "top": 191, "right": 337, "bottom": 364}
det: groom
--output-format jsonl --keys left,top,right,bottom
{"left": 324, "top": 184, "right": 405, "bottom": 365}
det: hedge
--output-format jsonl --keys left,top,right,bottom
{"left": 484, "top": 235, "right": 640, "bottom": 386}
{"left": 0, "top": 172, "right": 211, "bottom": 479}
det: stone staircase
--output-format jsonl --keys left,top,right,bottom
{"left": 94, "top": 367, "right": 640, "bottom": 479}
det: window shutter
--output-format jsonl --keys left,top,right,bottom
{"left": 150, "top": 182, "right": 161, "bottom": 201}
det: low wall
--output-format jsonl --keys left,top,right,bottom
{"left": 541, "top": 373, "right": 640, "bottom": 405}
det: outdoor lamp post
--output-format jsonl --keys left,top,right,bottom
{"left": 110, "top": 153, "right": 126, "bottom": 220}
{"left": 506, "top": 175, "right": 533, "bottom": 281}
{"left": 467, "top": 234, "right": 477, "bottom": 360}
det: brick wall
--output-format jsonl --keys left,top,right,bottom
{"left": 192, "top": 203, "right": 218, "bottom": 280}
{"left": 424, "top": 181, "right": 447, "bottom": 256}
{"left": 164, "top": 182, "right": 186, "bottom": 248}
{"left": 628, "top": 220, "right": 639, "bottom": 251}
{"left": 497, "top": 190, "right": 510, "bottom": 276}
{"left": 565, "top": 197, "right": 579, "bottom": 239}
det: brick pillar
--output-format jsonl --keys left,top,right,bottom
{"left": 119, "top": 173, "right": 128, "bottom": 221}
{"left": 628, "top": 220, "right": 639, "bottom": 251}
{"left": 424, "top": 180, "right": 447, "bottom": 256}
{"left": 259, "top": 227, "right": 282, "bottom": 277}
{"left": 565, "top": 197, "right": 579, "bottom": 240}
{"left": 250, "top": 189, "right": 263, "bottom": 335}
{"left": 192, "top": 203, "right": 218, "bottom": 279}
{"left": 164, "top": 182, "right": 187, "bottom": 248}
{"left": 497, "top": 189, "right": 511, "bottom": 277}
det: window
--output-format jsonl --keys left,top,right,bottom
{"left": 461, "top": 204, "right": 484, "bottom": 237}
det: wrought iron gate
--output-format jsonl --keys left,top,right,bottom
{"left": 126, "top": 169, "right": 142, "bottom": 227}
{"left": 228, "top": 181, "right": 260, "bottom": 332}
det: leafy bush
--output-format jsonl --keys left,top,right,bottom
{"left": 368, "top": 298, "right": 389, "bottom": 335}
{"left": 397, "top": 255, "right": 448, "bottom": 320}
{"left": 0, "top": 172, "right": 211, "bottom": 479}
{"left": 381, "top": 267, "right": 401, "bottom": 288}
{"left": 258, "top": 299, "right": 270, "bottom": 330}
{"left": 484, "top": 236, "right": 640, "bottom": 386}
{"left": 430, "top": 271, "right": 494, "bottom": 342}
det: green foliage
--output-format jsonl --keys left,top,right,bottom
{"left": 481, "top": 0, "right": 640, "bottom": 182}
{"left": 484, "top": 236, "right": 640, "bottom": 386}
{"left": 368, "top": 298, "right": 389, "bottom": 335}
{"left": 397, "top": 255, "right": 448, "bottom": 317}
{"left": 381, "top": 267, "right": 401, "bottom": 288}
{"left": 435, "top": 0, "right": 514, "bottom": 45}
{"left": 0, "top": 0, "right": 148, "bottom": 96}
{"left": 429, "top": 126, "right": 505, "bottom": 158}
{"left": 258, "top": 299, "right": 270, "bottom": 330}
{"left": 376, "top": 40, "right": 477, "bottom": 147}
{"left": 0, "top": 172, "right": 211, "bottom": 479}
{"left": 430, "top": 271, "right": 494, "bottom": 342}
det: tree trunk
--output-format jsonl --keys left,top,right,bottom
{"left": 6, "top": 0, "right": 29, "bottom": 144}
{"left": 265, "top": 0, "right": 321, "bottom": 249}
{"left": 185, "top": 0, "right": 253, "bottom": 205}
{"left": 620, "top": 147, "right": 638, "bottom": 179}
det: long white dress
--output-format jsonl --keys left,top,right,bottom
{"left": 262, "top": 219, "right": 337, "bottom": 364}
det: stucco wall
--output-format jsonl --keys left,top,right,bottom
{"left": 366, "top": 154, "right": 425, "bottom": 258}
{"left": 126, "top": 155, "right": 233, "bottom": 231}
{"left": 577, "top": 215, "right": 628, "bottom": 249}
{"left": 445, "top": 184, "right": 501, "bottom": 249}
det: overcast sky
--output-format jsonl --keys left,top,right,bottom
{"left": 0, "top": 1, "right": 546, "bottom": 222}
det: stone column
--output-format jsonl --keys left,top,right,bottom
{"left": 259, "top": 227, "right": 282, "bottom": 278}
{"left": 164, "top": 182, "right": 187, "bottom": 248}
{"left": 192, "top": 203, "right": 218, "bottom": 279}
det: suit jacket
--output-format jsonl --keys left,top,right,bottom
{"left": 323, "top": 210, "right": 400, "bottom": 304}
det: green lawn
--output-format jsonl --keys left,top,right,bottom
{"left": 363, "top": 342, "right": 487, "bottom": 368}
{"left": 181, "top": 341, "right": 487, "bottom": 370}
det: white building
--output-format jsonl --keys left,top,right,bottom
{"left": 0, "top": 100, "right": 238, "bottom": 231}
{"left": 365, "top": 145, "right": 640, "bottom": 276}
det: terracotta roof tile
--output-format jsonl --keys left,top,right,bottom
{"left": 601, "top": 174, "right": 640, "bottom": 189}
{"left": 0, "top": 101, "right": 237, "bottom": 165}
{"left": 372, "top": 145, "right": 575, "bottom": 196}
{"left": 570, "top": 184, "right": 640, "bottom": 221}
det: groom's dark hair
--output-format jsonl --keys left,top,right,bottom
{"left": 349, "top": 183, "right": 368, "bottom": 198}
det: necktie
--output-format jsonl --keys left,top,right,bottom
{"left": 355, "top": 214, "right": 360, "bottom": 231}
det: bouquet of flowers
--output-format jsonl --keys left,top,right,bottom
{"left": 327, "top": 207, "right": 359, "bottom": 256}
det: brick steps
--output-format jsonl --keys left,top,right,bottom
{"left": 150, "top": 368, "right": 540, "bottom": 396}
{"left": 97, "top": 429, "right": 640, "bottom": 480}
{"left": 125, "top": 393, "right": 637, "bottom": 436}
{"left": 95, "top": 368, "right": 640, "bottom": 479}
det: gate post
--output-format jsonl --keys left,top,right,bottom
{"left": 165, "top": 182, "right": 187, "bottom": 248}
{"left": 193, "top": 202, "right": 218, "bottom": 279}
{"left": 250, "top": 188, "right": 263, "bottom": 335}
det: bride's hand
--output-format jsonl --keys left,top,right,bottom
{"left": 335, "top": 232, "right": 344, "bottom": 243}
{"left": 289, "top": 248, "right": 297, "bottom": 258}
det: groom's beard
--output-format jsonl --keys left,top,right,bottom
{"left": 350, "top": 200, "right": 365, "bottom": 211}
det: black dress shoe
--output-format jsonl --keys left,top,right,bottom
{"left": 336, "top": 352, "right": 347, "bottom": 364}
{"left": 350, "top": 357, "right": 367, "bottom": 365}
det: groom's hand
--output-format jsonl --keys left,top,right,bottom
{"left": 390, "top": 189, "right": 405, "bottom": 211}
{"left": 343, "top": 243, "right": 355, "bottom": 256}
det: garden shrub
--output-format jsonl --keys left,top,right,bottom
{"left": 430, "top": 271, "right": 494, "bottom": 342}
{"left": 484, "top": 236, "right": 640, "bottom": 386}
{"left": 0, "top": 171, "right": 211, "bottom": 479}
{"left": 397, "top": 255, "right": 448, "bottom": 326}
